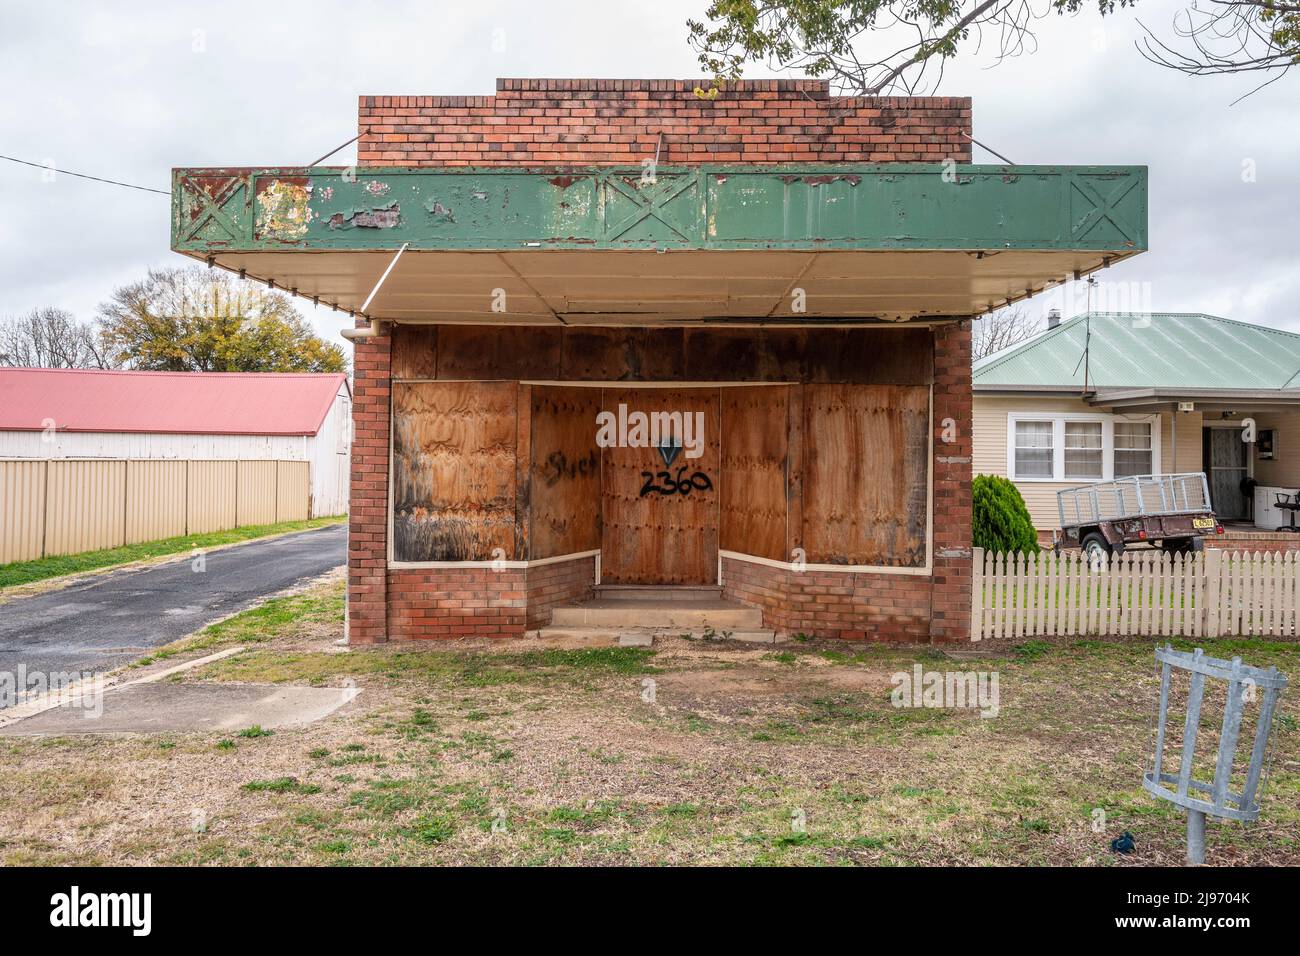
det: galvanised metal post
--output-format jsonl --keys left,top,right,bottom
{"left": 1144, "top": 645, "right": 1288, "bottom": 865}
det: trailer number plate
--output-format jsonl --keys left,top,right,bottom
{"left": 1192, "top": 517, "right": 1216, "bottom": 529}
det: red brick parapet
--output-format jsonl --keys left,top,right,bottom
{"left": 358, "top": 78, "right": 971, "bottom": 167}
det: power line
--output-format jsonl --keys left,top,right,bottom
{"left": 0, "top": 153, "right": 168, "bottom": 195}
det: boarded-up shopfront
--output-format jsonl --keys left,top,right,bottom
{"left": 169, "top": 78, "right": 1148, "bottom": 643}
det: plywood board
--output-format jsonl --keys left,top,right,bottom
{"left": 720, "top": 385, "right": 789, "bottom": 561}
{"left": 434, "top": 325, "right": 563, "bottom": 381}
{"left": 802, "top": 384, "right": 929, "bottom": 566}
{"left": 391, "top": 381, "right": 518, "bottom": 561}
{"left": 390, "top": 324, "right": 932, "bottom": 385}
{"left": 560, "top": 328, "right": 686, "bottom": 381}
{"left": 529, "top": 386, "right": 602, "bottom": 558}
{"left": 600, "top": 387, "right": 720, "bottom": 584}
{"left": 391, "top": 325, "right": 437, "bottom": 379}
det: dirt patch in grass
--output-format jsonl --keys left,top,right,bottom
{"left": 1, "top": 590, "right": 1296, "bottom": 867}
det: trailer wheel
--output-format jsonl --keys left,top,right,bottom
{"left": 1081, "top": 532, "right": 1111, "bottom": 564}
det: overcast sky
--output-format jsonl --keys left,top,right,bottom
{"left": 1, "top": 0, "right": 1296, "bottom": 353}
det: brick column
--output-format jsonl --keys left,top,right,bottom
{"left": 347, "top": 327, "right": 391, "bottom": 644}
{"left": 930, "top": 320, "right": 973, "bottom": 642}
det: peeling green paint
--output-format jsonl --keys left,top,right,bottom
{"left": 172, "top": 164, "right": 1148, "bottom": 253}
{"left": 254, "top": 180, "right": 313, "bottom": 240}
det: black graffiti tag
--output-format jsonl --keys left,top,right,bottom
{"left": 639, "top": 467, "right": 713, "bottom": 497}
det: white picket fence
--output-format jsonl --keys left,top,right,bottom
{"left": 972, "top": 547, "right": 1300, "bottom": 641}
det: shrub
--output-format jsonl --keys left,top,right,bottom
{"left": 972, "top": 474, "right": 1040, "bottom": 554}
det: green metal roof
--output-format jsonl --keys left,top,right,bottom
{"left": 974, "top": 312, "right": 1300, "bottom": 391}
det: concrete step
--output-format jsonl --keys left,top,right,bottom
{"left": 550, "top": 597, "right": 764, "bottom": 630}
{"left": 593, "top": 584, "right": 723, "bottom": 602}
{"left": 534, "top": 625, "right": 781, "bottom": 645}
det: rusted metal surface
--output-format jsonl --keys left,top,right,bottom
{"left": 172, "top": 165, "right": 1148, "bottom": 253}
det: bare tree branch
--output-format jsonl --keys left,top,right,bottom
{"left": 688, "top": 0, "right": 1135, "bottom": 96}
{"left": 972, "top": 305, "right": 1042, "bottom": 362}
{"left": 1137, "top": 0, "right": 1299, "bottom": 91}
{"left": 0, "top": 307, "right": 118, "bottom": 369}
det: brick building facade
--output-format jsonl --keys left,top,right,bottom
{"left": 170, "top": 78, "right": 1146, "bottom": 646}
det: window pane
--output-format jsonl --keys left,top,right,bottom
{"left": 1114, "top": 421, "right": 1152, "bottom": 477}
{"left": 1064, "top": 421, "right": 1102, "bottom": 448}
{"left": 1014, "top": 421, "right": 1054, "bottom": 478}
{"left": 1064, "top": 421, "right": 1102, "bottom": 478}
{"left": 1015, "top": 421, "right": 1053, "bottom": 447}
{"left": 1114, "top": 451, "right": 1151, "bottom": 478}
{"left": 1114, "top": 421, "right": 1151, "bottom": 449}
{"left": 1015, "top": 448, "right": 1054, "bottom": 478}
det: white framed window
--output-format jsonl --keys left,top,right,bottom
{"left": 1064, "top": 421, "right": 1103, "bottom": 479}
{"left": 1007, "top": 413, "right": 1159, "bottom": 482}
{"left": 1013, "top": 420, "right": 1054, "bottom": 478}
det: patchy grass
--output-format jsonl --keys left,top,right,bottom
{"left": 135, "top": 577, "right": 345, "bottom": 666}
{"left": 0, "top": 515, "right": 345, "bottom": 590}
{"left": 242, "top": 777, "right": 322, "bottom": 795}
{"left": 0, "top": 613, "right": 1296, "bottom": 867}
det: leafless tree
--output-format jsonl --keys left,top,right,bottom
{"left": 972, "top": 305, "right": 1041, "bottom": 362}
{"left": 1139, "top": 2, "right": 1299, "bottom": 99}
{"left": 0, "top": 307, "right": 118, "bottom": 369}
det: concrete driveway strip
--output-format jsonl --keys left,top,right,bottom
{"left": 0, "top": 523, "right": 347, "bottom": 689}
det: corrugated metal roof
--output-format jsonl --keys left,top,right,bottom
{"left": 0, "top": 368, "right": 349, "bottom": 436}
{"left": 973, "top": 312, "right": 1300, "bottom": 390}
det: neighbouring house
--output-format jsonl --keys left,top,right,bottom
{"left": 0, "top": 368, "right": 351, "bottom": 564}
{"left": 973, "top": 311, "right": 1300, "bottom": 550}
{"left": 167, "top": 77, "right": 1147, "bottom": 643}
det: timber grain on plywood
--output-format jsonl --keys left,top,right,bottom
{"left": 391, "top": 382, "right": 518, "bottom": 562}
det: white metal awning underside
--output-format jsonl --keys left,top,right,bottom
{"left": 193, "top": 248, "right": 1133, "bottom": 326}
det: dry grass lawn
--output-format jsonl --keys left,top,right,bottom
{"left": 1, "top": 577, "right": 1297, "bottom": 866}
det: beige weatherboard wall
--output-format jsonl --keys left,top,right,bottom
{"left": 973, "top": 395, "right": 1202, "bottom": 531}
{"left": 0, "top": 458, "right": 313, "bottom": 565}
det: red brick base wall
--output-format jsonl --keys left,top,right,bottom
{"left": 1207, "top": 533, "right": 1300, "bottom": 553}
{"left": 721, "top": 557, "right": 932, "bottom": 642}
{"left": 384, "top": 556, "right": 597, "bottom": 640}
{"left": 524, "top": 557, "right": 598, "bottom": 630}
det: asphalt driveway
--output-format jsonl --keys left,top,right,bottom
{"left": 0, "top": 524, "right": 346, "bottom": 694}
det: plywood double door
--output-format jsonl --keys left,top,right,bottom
{"left": 599, "top": 387, "right": 721, "bottom": 585}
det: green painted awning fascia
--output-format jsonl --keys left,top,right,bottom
{"left": 171, "top": 164, "right": 1148, "bottom": 254}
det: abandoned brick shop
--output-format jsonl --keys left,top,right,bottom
{"left": 169, "top": 78, "right": 1147, "bottom": 643}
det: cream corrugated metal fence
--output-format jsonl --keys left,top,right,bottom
{"left": 0, "top": 459, "right": 313, "bottom": 564}
{"left": 973, "top": 546, "right": 1300, "bottom": 640}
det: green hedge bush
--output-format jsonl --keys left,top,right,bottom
{"left": 972, "top": 474, "right": 1040, "bottom": 554}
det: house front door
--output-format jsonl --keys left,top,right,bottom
{"left": 1205, "top": 427, "right": 1248, "bottom": 520}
